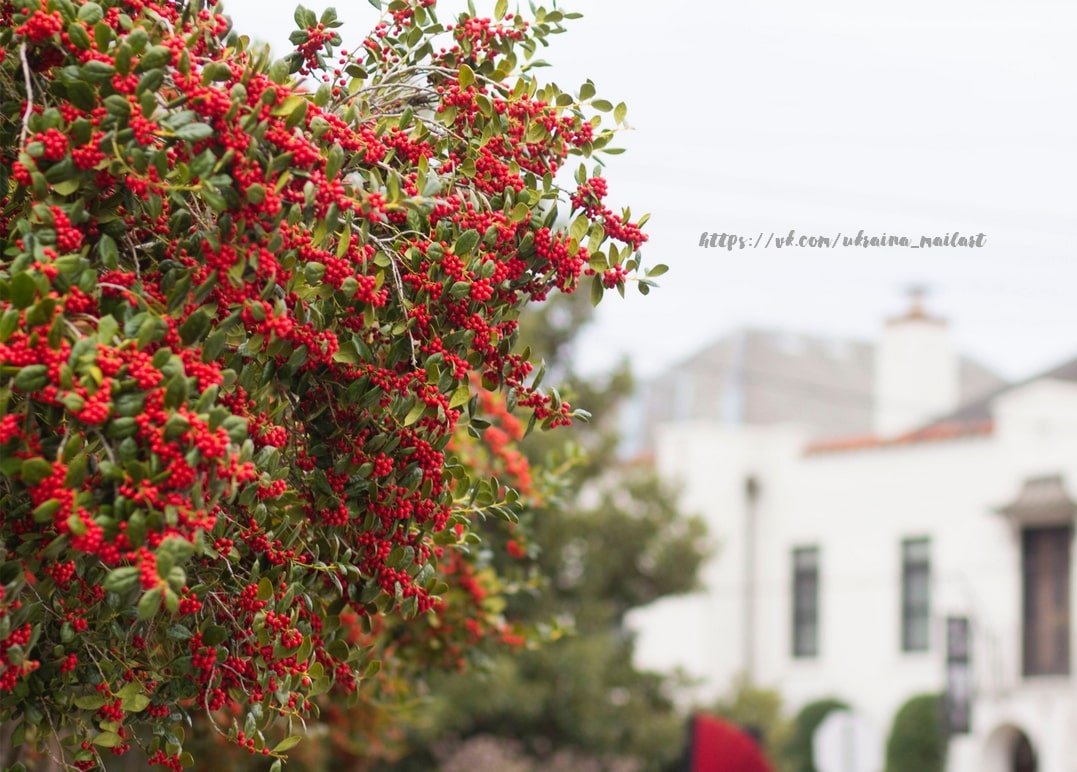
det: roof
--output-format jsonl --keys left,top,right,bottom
{"left": 923, "top": 355, "right": 1077, "bottom": 428}
{"left": 629, "top": 328, "right": 1006, "bottom": 453}
{"left": 804, "top": 420, "right": 994, "bottom": 455}
{"left": 808, "top": 354, "right": 1077, "bottom": 455}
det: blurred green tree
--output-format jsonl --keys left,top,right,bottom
{"left": 712, "top": 672, "right": 796, "bottom": 771}
{"left": 384, "top": 292, "right": 710, "bottom": 771}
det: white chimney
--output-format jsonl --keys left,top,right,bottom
{"left": 873, "top": 290, "right": 958, "bottom": 437}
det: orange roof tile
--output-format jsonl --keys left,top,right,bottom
{"left": 804, "top": 420, "right": 993, "bottom": 455}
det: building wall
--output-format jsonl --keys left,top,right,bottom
{"left": 631, "top": 379, "right": 1077, "bottom": 771}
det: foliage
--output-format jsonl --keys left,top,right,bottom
{"left": 785, "top": 697, "right": 849, "bottom": 772}
{"left": 371, "top": 293, "right": 709, "bottom": 772}
{"left": 0, "top": 0, "right": 657, "bottom": 766}
{"left": 884, "top": 693, "right": 946, "bottom": 772}
{"left": 713, "top": 672, "right": 795, "bottom": 771}
{"left": 436, "top": 734, "right": 642, "bottom": 772}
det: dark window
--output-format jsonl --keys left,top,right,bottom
{"left": 792, "top": 547, "right": 819, "bottom": 658}
{"left": 1022, "top": 526, "right": 1071, "bottom": 676}
{"left": 901, "top": 538, "right": 931, "bottom": 652}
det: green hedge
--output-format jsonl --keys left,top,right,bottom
{"left": 884, "top": 694, "right": 947, "bottom": 772}
{"left": 786, "top": 698, "right": 850, "bottom": 772}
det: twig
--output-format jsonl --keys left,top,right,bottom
{"left": 362, "top": 234, "right": 419, "bottom": 367}
{"left": 19, "top": 43, "right": 34, "bottom": 144}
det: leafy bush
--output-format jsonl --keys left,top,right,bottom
{"left": 786, "top": 697, "right": 849, "bottom": 772}
{"left": 884, "top": 694, "right": 946, "bottom": 772}
{"left": 0, "top": 0, "right": 657, "bottom": 767}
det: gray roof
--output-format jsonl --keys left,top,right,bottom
{"left": 630, "top": 328, "right": 1007, "bottom": 450}
{"left": 925, "top": 355, "right": 1077, "bottom": 428}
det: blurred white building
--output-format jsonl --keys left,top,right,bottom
{"left": 629, "top": 297, "right": 1077, "bottom": 772}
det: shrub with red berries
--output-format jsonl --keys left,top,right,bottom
{"left": 0, "top": 0, "right": 655, "bottom": 767}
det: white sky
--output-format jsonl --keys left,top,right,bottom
{"left": 221, "top": 0, "right": 1077, "bottom": 381}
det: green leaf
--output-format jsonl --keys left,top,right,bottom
{"left": 179, "top": 308, "right": 212, "bottom": 345}
{"left": 404, "top": 402, "right": 426, "bottom": 426}
{"left": 174, "top": 123, "right": 214, "bottom": 141}
{"left": 20, "top": 458, "right": 53, "bottom": 486}
{"left": 201, "top": 61, "right": 232, "bottom": 83}
{"left": 246, "top": 183, "right": 266, "bottom": 204}
{"left": 0, "top": 307, "right": 19, "bottom": 341}
{"left": 256, "top": 576, "right": 274, "bottom": 601}
{"left": 325, "top": 145, "right": 345, "bottom": 181}
{"left": 93, "top": 731, "right": 123, "bottom": 748}
{"left": 137, "top": 46, "right": 173, "bottom": 71}
{"left": 293, "top": 4, "right": 316, "bottom": 27}
{"left": 52, "top": 178, "right": 80, "bottom": 196}
{"left": 647, "top": 264, "right": 669, "bottom": 277}
{"left": 614, "top": 102, "right": 627, "bottom": 123}
{"left": 78, "top": 3, "right": 104, "bottom": 24}
{"left": 272, "top": 735, "right": 304, "bottom": 753}
{"left": 304, "top": 262, "right": 326, "bottom": 284}
{"left": 67, "top": 514, "right": 88, "bottom": 536}
{"left": 579, "top": 80, "right": 596, "bottom": 101}
{"left": 104, "top": 94, "right": 131, "bottom": 117}
{"left": 10, "top": 272, "right": 36, "bottom": 309}
{"left": 494, "top": 0, "right": 507, "bottom": 19}
{"left": 166, "top": 624, "right": 193, "bottom": 641}
{"left": 453, "top": 229, "right": 481, "bottom": 257}
{"left": 137, "top": 588, "right": 162, "bottom": 620}
{"left": 569, "top": 214, "right": 588, "bottom": 243}
{"left": 137, "top": 69, "right": 165, "bottom": 96}
{"left": 98, "top": 234, "right": 119, "bottom": 266}
{"left": 449, "top": 386, "right": 471, "bottom": 409}
{"left": 14, "top": 364, "right": 49, "bottom": 392}
{"left": 67, "top": 22, "right": 91, "bottom": 50}
{"left": 271, "top": 94, "right": 307, "bottom": 117}
{"left": 592, "top": 99, "right": 613, "bottom": 112}
{"left": 81, "top": 60, "right": 115, "bottom": 83}
{"left": 32, "top": 499, "right": 61, "bottom": 523}
{"left": 73, "top": 694, "right": 107, "bottom": 710}
{"left": 590, "top": 273, "right": 603, "bottom": 307}
{"left": 121, "top": 694, "right": 151, "bottom": 712}
{"left": 458, "top": 63, "right": 475, "bottom": 89}
{"left": 526, "top": 122, "right": 545, "bottom": 143}
{"left": 202, "top": 625, "right": 228, "bottom": 645}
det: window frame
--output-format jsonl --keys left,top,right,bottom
{"left": 791, "top": 546, "right": 820, "bottom": 659}
{"left": 901, "top": 537, "right": 931, "bottom": 653}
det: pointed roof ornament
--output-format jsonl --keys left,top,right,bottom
{"left": 886, "top": 284, "right": 945, "bottom": 326}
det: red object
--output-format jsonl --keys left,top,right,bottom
{"left": 690, "top": 713, "right": 774, "bottom": 772}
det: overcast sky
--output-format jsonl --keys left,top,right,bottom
{"left": 221, "top": 0, "right": 1077, "bottom": 381}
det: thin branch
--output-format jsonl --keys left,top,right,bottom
{"left": 359, "top": 231, "right": 419, "bottom": 367}
{"left": 19, "top": 43, "right": 34, "bottom": 144}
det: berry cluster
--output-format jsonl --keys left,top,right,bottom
{"left": 0, "top": 0, "right": 649, "bottom": 767}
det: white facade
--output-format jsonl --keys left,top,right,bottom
{"left": 630, "top": 314, "right": 1077, "bottom": 772}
